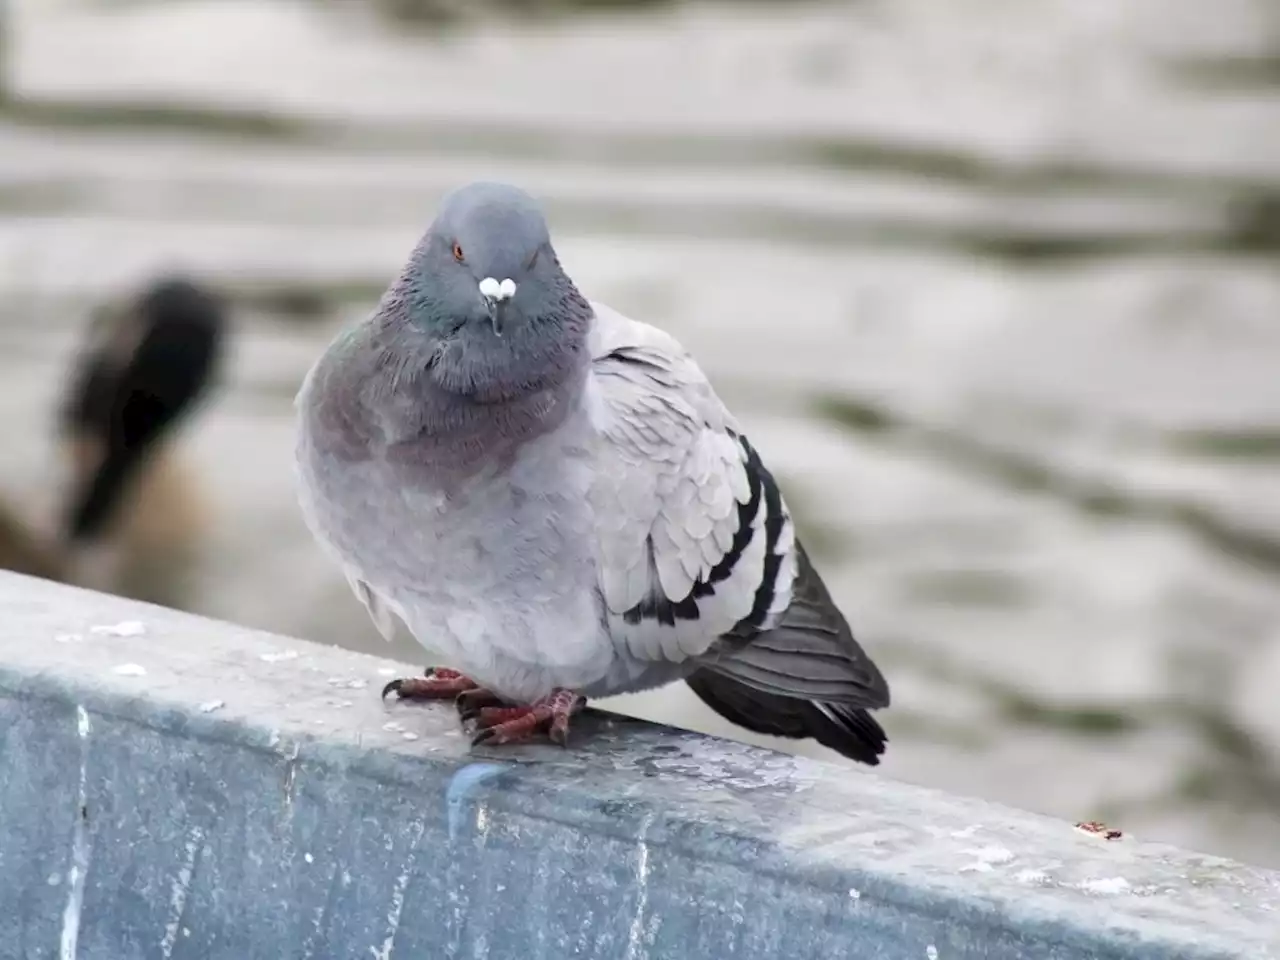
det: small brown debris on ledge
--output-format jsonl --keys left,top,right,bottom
{"left": 1075, "top": 820, "right": 1124, "bottom": 841}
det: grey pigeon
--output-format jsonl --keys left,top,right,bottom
{"left": 293, "top": 182, "right": 890, "bottom": 762}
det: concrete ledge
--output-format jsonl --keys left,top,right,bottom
{"left": 0, "top": 572, "right": 1275, "bottom": 960}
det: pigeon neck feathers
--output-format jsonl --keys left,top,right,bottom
{"left": 383, "top": 245, "right": 593, "bottom": 406}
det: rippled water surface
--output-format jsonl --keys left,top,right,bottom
{"left": 2, "top": 0, "right": 1280, "bottom": 866}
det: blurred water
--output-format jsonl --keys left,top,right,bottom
{"left": 2, "top": 0, "right": 1280, "bottom": 865}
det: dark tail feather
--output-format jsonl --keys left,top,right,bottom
{"left": 63, "top": 436, "right": 150, "bottom": 544}
{"left": 686, "top": 669, "right": 887, "bottom": 766}
{"left": 711, "top": 541, "right": 890, "bottom": 707}
{"left": 60, "top": 276, "right": 225, "bottom": 542}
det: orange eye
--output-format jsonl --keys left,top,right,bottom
{"left": 452, "top": 241, "right": 464, "bottom": 262}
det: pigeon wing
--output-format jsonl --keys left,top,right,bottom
{"left": 586, "top": 301, "right": 888, "bottom": 714}
{"left": 587, "top": 301, "right": 779, "bottom": 663}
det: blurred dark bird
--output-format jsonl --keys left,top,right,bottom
{"left": 0, "top": 275, "right": 228, "bottom": 603}
{"left": 58, "top": 276, "right": 226, "bottom": 545}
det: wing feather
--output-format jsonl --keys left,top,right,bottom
{"left": 587, "top": 302, "right": 796, "bottom": 665}
{"left": 346, "top": 571, "right": 400, "bottom": 643}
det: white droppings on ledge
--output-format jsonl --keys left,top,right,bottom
{"left": 401, "top": 732, "right": 419, "bottom": 741}
{"left": 305, "top": 852, "right": 314, "bottom": 864}
{"left": 1078, "top": 876, "right": 1132, "bottom": 896}
{"left": 90, "top": 620, "right": 146, "bottom": 638}
{"left": 926, "top": 945, "right": 939, "bottom": 960}
{"left": 111, "top": 663, "right": 147, "bottom": 677}
{"left": 370, "top": 820, "right": 425, "bottom": 960}
{"left": 327, "top": 678, "right": 368, "bottom": 690}
{"left": 1014, "top": 868, "right": 1050, "bottom": 884}
{"left": 283, "top": 743, "right": 301, "bottom": 808}
{"left": 960, "top": 844, "right": 1014, "bottom": 873}
{"left": 639, "top": 736, "right": 807, "bottom": 792}
{"left": 847, "top": 888, "right": 861, "bottom": 901}
{"left": 54, "top": 633, "right": 84, "bottom": 644}
{"left": 382, "top": 722, "right": 405, "bottom": 733}
{"left": 376, "top": 667, "right": 397, "bottom": 677}
{"left": 624, "top": 812, "right": 656, "bottom": 960}
{"left": 259, "top": 649, "right": 300, "bottom": 663}
{"left": 967, "top": 845, "right": 1013, "bottom": 863}
{"left": 61, "top": 707, "right": 92, "bottom": 960}
{"left": 160, "top": 826, "right": 204, "bottom": 958}
{"left": 198, "top": 700, "right": 225, "bottom": 714}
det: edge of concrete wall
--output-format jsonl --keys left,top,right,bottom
{"left": 0, "top": 571, "right": 1276, "bottom": 959}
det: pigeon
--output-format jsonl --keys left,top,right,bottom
{"left": 293, "top": 182, "right": 890, "bottom": 763}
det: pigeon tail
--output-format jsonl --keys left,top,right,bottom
{"left": 685, "top": 669, "right": 887, "bottom": 765}
{"left": 704, "top": 540, "right": 889, "bottom": 703}
{"left": 688, "top": 539, "right": 889, "bottom": 765}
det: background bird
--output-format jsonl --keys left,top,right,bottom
{"left": 294, "top": 181, "right": 890, "bottom": 762}
{"left": 0, "top": 275, "right": 227, "bottom": 604}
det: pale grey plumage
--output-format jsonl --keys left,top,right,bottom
{"left": 293, "top": 181, "right": 890, "bottom": 763}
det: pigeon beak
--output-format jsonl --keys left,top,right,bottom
{"left": 479, "top": 277, "right": 517, "bottom": 337}
{"left": 488, "top": 302, "right": 507, "bottom": 338}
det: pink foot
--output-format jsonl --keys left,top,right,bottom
{"left": 471, "top": 689, "right": 587, "bottom": 747}
{"left": 381, "top": 667, "right": 480, "bottom": 702}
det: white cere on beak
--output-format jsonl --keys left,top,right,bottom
{"left": 479, "top": 276, "right": 516, "bottom": 301}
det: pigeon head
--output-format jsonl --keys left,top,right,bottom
{"left": 387, "top": 181, "right": 592, "bottom": 400}
{"left": 406, "top": 182, "right": 574, "bottom": 336}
